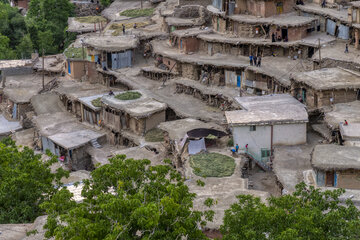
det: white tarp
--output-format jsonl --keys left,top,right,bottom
{"left": 326, "top": 19, "right": 336, "bottom": 36}
{"left": 188, "top": 138, "right": 206, "bottom": 155}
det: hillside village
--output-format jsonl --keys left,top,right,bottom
{"left": 1, "top": 0, "right": 360, "bottom": 238}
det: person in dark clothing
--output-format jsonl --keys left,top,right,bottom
{"left": 249, "top": 55, "right": 253, "bottom": 65}
{"left": 321, "top": 0, "right": 326, "bottom": 8}
{"left": 122, "top": 24, "right": 126, "bottom": 35}
{"left": 133, "top": 23, "right": 137, "bottom": 29}
{"left": 109, "top": 90, "right": 114, "bottom": 96}
{"left": 271, "top": 32, "right": 276, "bottom": 42}
{"left": 345, "top": 44, "right": 349, "bottom": 53}
{"left": 253, "top": 55, "right": 257, "bottom": 66}
{"left": 257, "top": 56, "right": 262, "bottom": 67}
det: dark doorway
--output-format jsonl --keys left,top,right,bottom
{"left": 308, "top": 47, "right": 315, "bottom": 58}
{"left": 326, "top": 171, "right": 334, "bottom": 187}
{"left": 281, "top": 28, "right": 288, "bottom": 40}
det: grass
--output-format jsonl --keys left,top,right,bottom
{"left": 75, "top": 16, "right": 107, "bottom": 23}
{"left": 64, "top": 47, "right": 86, "bottom": 59}
{"left": 190, "top": 152, "right": 236, "bottom": 178}
{"left": 145, "top": 128, "right": 164, "bottom": 142}
{"left": 120, "top": 8, "right": 154, "bottom": 18}
{"left": 91, "top": 98, "right": 102, "bottom": 108}
{"left": 115, "top": 92, "right": 142, "bottom": 101}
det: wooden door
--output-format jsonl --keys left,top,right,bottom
{"left": 326, "top": 171, "right": 334, "bottom": 187}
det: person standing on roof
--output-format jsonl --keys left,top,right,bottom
{"left": 235, "top": 144, "right": 239, "bottom": 153}
{"left": 122, "top": 24, "right": 126, "bottom": 35}
{"left": 345, "top": 44, "right": 349, "bottom": 53}
{"left": 253, "top": 55, "right": 257, "bottom": 67}
{"left": 257, "top": 56, "right": 262, "bottom": 67}
{"left": 249, "top": 54, "right": 253, "bottom": 66}
{"left": 321, "top": 0, "right": 326, "bottom": 8}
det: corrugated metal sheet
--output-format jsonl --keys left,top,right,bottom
{"left": 212, "top": 0, "right": 222, "bottom": 10}
{"left": 111, "top": 50, "right": 132, "bottom": 70}
{"left": 338, "top": 24, "right": 349, "bottom": 40}
{"left": 326, "top": 19, "right": 336, "bottom": 36}
{"left": 12, "top": 103, "right": 17, "bottom": 119}
{"left": 316, "top": 170, "right": 325, "bottom": 186}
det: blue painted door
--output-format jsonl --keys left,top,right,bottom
{"left": 237, "top": 76, "right": 241, "bottom": 87}
{"left": 67, "top": 60, "right": 71, "bottom": 74}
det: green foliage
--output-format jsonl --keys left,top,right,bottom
{"left": 42, "top": 155, "right": 214, "bottom": 239}
{"left": 227, "top": 138, "right": 234, "bottom": 147}
{"left": 64, "top": 47, "right": 85, "bottom": 59}
{"left": 0, "top": 3, "right": 27, "bottom": 49}
{"left": 145, "top": 128, "right": 164, "bottom": 142}
{"left": 91, "top": 97, "right": 102, "bottom": 108}
{"left": 196, "top": 179, "right": 205, "bottom": 187}
{"left": 75, "top": 16, "right": 107, "bottom": 23}
{"left": 100, "top": 0, "right": 113, "bottom": 7}
{"left": 0, "top": 138, "right": 68, "bottom": 224}
{"left": 0, "top": 34, "right": 16, "bottom": 59}
{"left": 26, "top": 0, "right": 74, "bottom": 54}
{"left": 115, "top": 91, "right": 142, "bottom": 100}
{"left": 120, "top": 8, "right": 155, "bottom": 18}
{"left": 190, "top": 153, "right": 236, "bottom": 177}
{"left": 221, "top": 182, "right": 360, "bottom": 240}
{"left": 16, "top": 34, "right": 33, "bottom": 59}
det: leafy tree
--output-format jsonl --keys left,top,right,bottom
{"left": 0, "top": 34, "right": 16, "bottom": 59}
{"left": 221, "top": 182, "right": 360, "bottom": 240}
{"left": 0, "top": 2, "right": 27, "bottom": 49}
{"left": 100, "top": 0, "right": 114, "bottom": 7}
{"left": 16, "top": 34, "right": 33, "bottom": 59}
{"left": 26, "top": 0, "right": 74, "bottom": 54}
{"left": 0, "top": 138, "right": 68, "bottom": 224}
{"left": 41, "top": 155, "right": 214, "bottom": 239}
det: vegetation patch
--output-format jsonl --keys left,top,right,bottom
{"left": 145, "top": 128, "right": 164, "bottom": 142}
{"left": 91, "top": 97, "right": 102, "bottom": 108}
{"left": 190, "top": 152, "right": 235, "bottom": 177}
{"left": 120, "top": 8, "right": 155, "bottom": 18}
{"left": 64, "top": 47, "right": 86, "bottom": 59}
{"left": 75, "top": 16, "right": 107, "bottom": 23}
{"left": 115, "top": 91, "right": 142, "bottom": 101}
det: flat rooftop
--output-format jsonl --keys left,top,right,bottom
{"left": 170, "top": 27, "right": 212, "bottom": 37}
{"left": 324, "top": 101, "right": 360, "bottom": 129}
{"left": 33, "top": 54, "right": 65, "bottom": 73}
{"left": 34, "top": 112, "right": 104, "bottom": 149}
{"left": 340, "top": 123, "right": 360, "bottom": 140}
{"left": 350, "top": 1, "right": 360, "bottom": 8}
{"left": 158, "top": 118, "right": 225, "bottom": 141}
{"left": 152, "top": 40, "right": 249, "bottom": 68}
{"left": 229, "top": 12, "right": 317, "bottom": 27}
{"left": 101, "top": 91, "right": 167, "bottom": 118}
{"left": 226, "top": 94, "right": 308, "bottom": 125}
{"left": 165, "top": 17, "right": 205, "bottom": 26}
{"left": 296, "top": 4, "right": 349, "bottom": 23}
{"left": 0, "top": 114, "right": 22, "bottom": 136}
{"left": 55, "top": 80, "right": 109, "bottom": 100}
{"left": 291, "top": 68, "right": 360, "bottom": 90}
{"left": 3, "top": 74, "right": 54, "bottom": 103}
{"left": 78, "top": 93, "right": 106, "bottom": 111}
{"left": 0, "top": 59, "right": 32, "bottom": 70}
{"left": 312, "top": 144, "right": 360, "bottom": 171}
{"left": 83, "top": 35, "right": 139, "bottom": 52}
{"left": 67, "top": 17, "right": 106, "bottom": 33}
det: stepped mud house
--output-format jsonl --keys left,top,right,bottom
{"left": 290, "top": 68, "right": 360, "bottom": 109}
{"left": 170, "top": 27, "right": 212, "bottom": 54}
{"left": 84, "top": 35, "right": 139, "bottom": 70}
{"left": 312, "top": 144, "right": 360, "bottom": 190}
{"left": 226, "top": 94, "right": 308, "bottom": 169}
{"left": 101, "top": 91, "right": 167, "bottom": 143}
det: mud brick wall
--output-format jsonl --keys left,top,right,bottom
{"left": 181, "top": 63, "right": 199, "bottom": 80}
{"left": 336, "top": 170, "right": 360, "bottom": 190}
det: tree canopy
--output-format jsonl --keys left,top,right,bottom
{"left": 0, "top": 138, "right": 68, "bottom": 224}
{"left": 221, "top": 182, "right": 360, "bottom": 240}
{"left": 41, "top": 155, "right": 214, "bottom": 239}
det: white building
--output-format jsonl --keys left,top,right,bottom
{"left": 225, "top": 94, "right": 308, "bottom": 168}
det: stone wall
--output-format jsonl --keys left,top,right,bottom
{"left": 178, "top": 0, "right": 212, "bottom": 7}
{"left": 73, "top": 3, "right": 102, "bottom": 17}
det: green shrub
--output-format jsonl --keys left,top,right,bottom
{"left": 145, "top": 128, "right": 164, "bottom": 142}
{"left": 190, "top": 152, "right": 236, "bottom": 178}
{"left": 91, "top": 97, "right": 102, "bottom": 107}
{"left": 227, "top": 138, "right": 234, "bottom": 147}
{"left": 120, "top": 8, "right": 155, "bottom": 18}
{"left": 115, "top": 92, "right": 142, "bottom": 101}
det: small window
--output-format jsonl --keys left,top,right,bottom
{"left": 250, "top": 125, "right": 256, "bottom": 131}
{"left": 261, "top": 149, "right": 271, "bottom": 158}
